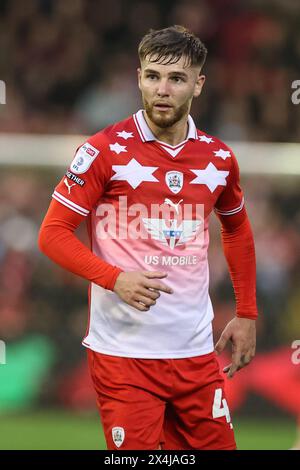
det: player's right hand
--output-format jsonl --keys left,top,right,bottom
{"left": 113, "top": 271, "right": 173, "bottom": 312}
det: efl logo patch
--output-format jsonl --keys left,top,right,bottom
{"left": 70, "top": 143, "right": 99, "bottom": 174}
{"left": 165, "top": 171, "right": 183, "bottom": 194}
{"left": 112, "top": 427, "right": 125, "bottom": 448}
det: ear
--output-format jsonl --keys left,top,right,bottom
{"left": 193, "top": 74, "right": 206, "bottom": 98}
{"left": 137, "top": 67, "right": 142, "bottom": 91}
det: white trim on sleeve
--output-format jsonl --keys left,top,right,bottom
{"left": 214, "top": 197, "right": 244, "bottom": 216}
{"left": 52, "top": 191, "right": 89, "bottom": 217}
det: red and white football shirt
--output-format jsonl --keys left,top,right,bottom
{"left": 53, "top": 110, "right": 244, "bottom": 358}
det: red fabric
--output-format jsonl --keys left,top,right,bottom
{"left": 217, "top": 207, "right": 258, "bottom": 319}
{"left": 38, "top": 199, "right": 122, "bottom": 291}
{"left": 87, "top": 349, "right": 236, "bottom": 450}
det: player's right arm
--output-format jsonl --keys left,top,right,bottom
{"left": 38, "top": 136, "right": 172, "bottom": 311}
{"left": 38, "top": 199, "right": 122, "bottom": 290}
{"left": 38, "top": 201, "right": 172, "bottom": 311}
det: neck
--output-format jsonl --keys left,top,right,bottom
{"left": 143, "top": 111, "right": 189, "bottom": 146}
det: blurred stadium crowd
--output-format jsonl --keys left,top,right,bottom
{"left": 0, "top": 0, "right": 300, "bottom": 140}
{"left": 0, "top": 0, "right": 299, "bottom": 421}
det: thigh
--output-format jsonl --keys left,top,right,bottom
{"left": 162, "top": 353, "right": 236, "bottom": 450}
{"left": 87, "top": 349, "right": 166, "bottom": 450}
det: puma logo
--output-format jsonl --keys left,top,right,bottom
{"left": 64, "top": 178, "right": 76, "bottom": 194}
{"left": 164, "top": 198, "right": 183, "bottom": 215}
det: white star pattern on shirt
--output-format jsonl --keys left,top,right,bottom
{"left": 117, "top": 131, "right": 134, "bottom": 140}
{"left": 199, "top": 135, "right": 214, "bottom": 144}
{"left": 189, "top": 163, "right": 229, "bottom": 193}
{"left": 111, "top": 158, "right": 159, "bottom": 189}
{"left": 109, "top": 142, "right": 127, "bottom": 154}
{"left": 213, "top": 148, "right": 231, "bottom": 160}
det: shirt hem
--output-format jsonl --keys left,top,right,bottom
{"left": 81, "top": 341, "right": 214, "bottom": 359}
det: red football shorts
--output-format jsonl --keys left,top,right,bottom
{"left": 87, "top": 349, "right": 236, "bottom": 450}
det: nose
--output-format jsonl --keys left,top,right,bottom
{"left": 157, "top": 78, "right": 169, "bottom": 96}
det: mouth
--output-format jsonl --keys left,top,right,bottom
{"left": 153, "top": 103, "right": 173, "bottom": 111}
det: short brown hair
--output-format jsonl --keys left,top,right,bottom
{"left": 138, "top": 25, "right": 207, "bottom": 69}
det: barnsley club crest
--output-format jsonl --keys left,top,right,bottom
{"left": 112, "top": 426, "right": 125, "bottom": 448}
{"left": 165, "top": 171, "right": 183, "bottom": 194}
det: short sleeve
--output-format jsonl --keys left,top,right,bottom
{"left": 214, "top": 152, "right": 244, "bottom": 216}
{"left": 52, "top": 133, "right": 112, "bottom": 217}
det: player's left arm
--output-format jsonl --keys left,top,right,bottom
{"left": 213, "top": 151, "right": 258, "bottom": 379}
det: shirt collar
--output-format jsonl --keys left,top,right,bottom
{"left": 133, "top": 109, "right": 197, "bottom": 144}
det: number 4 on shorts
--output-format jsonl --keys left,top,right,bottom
{"left": 212, "top": 388, "right": 232, "bottom": 426}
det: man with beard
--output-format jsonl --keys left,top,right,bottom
{"left": 39, "top": 25, "right": 258, "bottom": 450}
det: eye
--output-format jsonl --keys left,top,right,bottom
{"left": 146, "top": 74, "right": 158, "bottom": 80}
{"left": 171, "top": 76, "right": 183, "bottom": 83}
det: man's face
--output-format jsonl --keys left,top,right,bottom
{"left": 138, "top": 55, "right": 205, "bottom": 128}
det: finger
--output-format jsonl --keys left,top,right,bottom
{"left": 214, "top": 332, "right": 229, "bottom": 355}
{"left": 144, "top": 279, "right": 173, "bottom": 294}
{"left": 131, "top": 301, "right": 150, "bottom": 312}
{"left": 224, "top": 350, "right": 254, "bottom": 376}
{"left": 135, "top": 295, "right": 156, "bottom": 308}
{"left": 227, "top": 350, "right": 242, "bottom": 378}
{"left": 138, "top": 288, "right": 160, "bottom": 301}
{"left": 223, "top": 364, "right": 242, "bottom": 374}
{"left": 142, "top": 271, "right": 168, "bottom": 279}
{"left": 241, "top": 354, "right": 252, "bottom": 366}
{"left": 225, "top": 355, "right": 251, "bottom": 377}
{"left": 227, "top": 364, "right": 239, "bottom": 379}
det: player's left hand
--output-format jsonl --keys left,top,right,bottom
{"left": 214, "top": 317, "right": 256, "bottom": 379}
